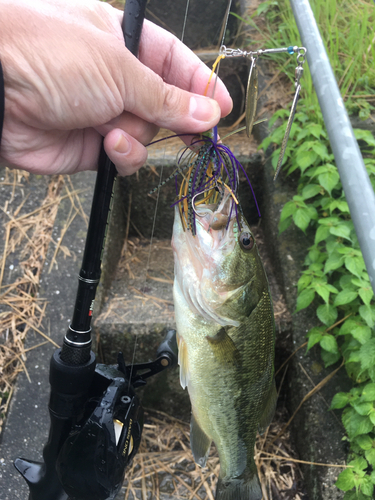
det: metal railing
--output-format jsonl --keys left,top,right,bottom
{"left": 290, "top": 0, "right": 375, "bottom": 294}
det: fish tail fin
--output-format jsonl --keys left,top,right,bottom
{"left": 215, "top": 472, "right": 262, "bottom": 500}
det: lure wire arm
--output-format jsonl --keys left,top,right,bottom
{"left": 220, "top": 44, "right": 306, "bottom": 58}
{"left": 220, "top": 42, "right": 307, "bottom": 179}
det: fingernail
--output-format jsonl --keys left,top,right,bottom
{"left": 189, "top": 96, "right": 220, "bottom": 123}
{"left": 114, "top": 132, "right": 130, "bottom": 154}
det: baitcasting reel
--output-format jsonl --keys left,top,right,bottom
{"left": 15, "top": 330, "right": 178, "bottom": 500}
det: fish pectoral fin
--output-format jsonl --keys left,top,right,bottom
{"left": 190, "top": 413, "right": 211, "bottom": 468}
{"left": 258, "top": 379, "right": 277, "bottom": 435}
{"left": 177, "top": 333, "right": 189, "bottom": 390}
{"left": 206, "top": 327, "right": 241, "bottom": 366}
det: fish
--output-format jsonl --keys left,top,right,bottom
{"left": 172, "top": 190, "right": 276, "bottom": 500}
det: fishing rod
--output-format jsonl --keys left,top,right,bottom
{"left": 14, "top": 1, "right": 177, "bottom": 499}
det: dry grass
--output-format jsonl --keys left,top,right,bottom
{"left": 0, "top": 169, "right": 88, "bottom": 434}
{"left": 121, "top": 408, "right": 307, "bottom": 500}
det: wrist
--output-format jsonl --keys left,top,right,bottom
{"left": 0, "top": 61, "right": 3, "bottom": 147}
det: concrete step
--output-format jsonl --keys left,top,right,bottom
{"left": 0, "top": 170, "right": 97, "bottom": 499}
{"left": 94, "top": 128, "right": 271, "bottom": 419}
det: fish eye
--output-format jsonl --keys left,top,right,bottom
{"left": 239, "top": 232, "right": 254, "bottom": 251}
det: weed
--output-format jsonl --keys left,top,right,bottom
{"left": 254, "top": 0, "right": 375, "bottom": 498}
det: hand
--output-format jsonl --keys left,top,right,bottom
{"left": 0, "top": 0, "right": 232, "bottom": 175}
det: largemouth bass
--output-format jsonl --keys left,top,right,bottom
{"left": 172, "top": 192, "right": 276, "bottom": 500}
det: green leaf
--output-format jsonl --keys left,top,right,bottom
{"left": 343, "top": 491, "right": 370, "bottom": 500}
{"left": 330, "top": 200, "right": 350, "bottom": 214}
{"left": 355, "top": 434, "right": 373, "bottom": 450}
{"left": 350, "top": 456, "right": 368, "bottom": 472}
{"left": 297, "top": 274, "right": 312, "bottom": 293}
{"left": 339, "top": 318, "right": 363, "bottom": 336}
{"left": 307, "top": 247, "right": 325, "bottom": 264}
{"left": 280, "top": 201, "right": 297, "bottom": 222}
{"left": 369, "top": 411, "right": 375, "bottom": 425}
{"left": 361, "top": 383, "right": 375, "bottom": 402}
{"left": 351, "top": 325, "right": 372, "bottom": 345}
{"left": 336, "top": 468, "right": 356, "bottom": 491}
{"left": 313, "top": 282, "right": 332, "bottom": 304}
{"left": 358, "top": 287, "right": 374, "bottom": 306}
{"left": 352, "top": 402, "right": 373, "bottom": 416}
{"left": 320, "top": 334, "right": 339, "bottom": 353}
{"left": 347, "top": 351, "right": 361, "bottom": 363}
{"left": 359, "top": 339, "right": 375, "bottom": 371}
{"left": 318, "top": 213, "right": 338, "bottom": 224}
{"left": 306, "top": 327, "right": 324, "bottom": 351}
{"left": 312, "top": 141, "right": 329, "bottom": 158}
{"left": 321, "top": 349, "right": 341, "bottom": 367}
{"left": 318, "top": 170, "right": 340, "bottom": 195}
{"left": 345, "top": 255, "right": 366, "bottom": 278}
{"left": 296, "top": 128, "right": 311, "bottom": 141}
{"left": 361, "top": 476, "right": 374, "bottom": 497}
{"left": 365, "top": 447, "right": 375, "bottom": 466}
{"left": 297, "top": 150, "right": 318, "bottom": 170}
{"left": 330, "top": 224, "right": 352, "bottom": 241}
{"left": 368, "top": 365, "right": 375, "bottom": 383}
{"left": 324, "top": 252, "right": 345, "bottom": 272}
{"left": 342, "top": 407, "right": 373, "bottom": 439}
{"left": 317, "top": 303, "right": 338, "bottom": 326}
{"left": 293, "top": 207, "right": 312, "bottom": 231}
{"left": 354, "top": 128, "right": 375, "bottom": 147}
{"left": 359, "top": 305, "right": 375, "bottom": 328}
{"left": 334, "top": 289, "right": 359, "bottom": 306}
{"left": 330, "top": 392, "right": 350, "bottom": 410}
{"left": 315, "top": 225, "right": 331, "bottom": 244}
{"left": 302, "top": 184, "right": 321, "bottom": 200}
{"left": 295, "top": 288, "right": 315, "bottom": 312}
{"left": 308, "top": 123, "right": 326, "bottom": 139}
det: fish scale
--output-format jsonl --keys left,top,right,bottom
{"left": 172, "top": 196, "right": 276, "bottom": 500}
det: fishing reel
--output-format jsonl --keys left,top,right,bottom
{"left": 15, "top": 330, "right": 178, "bottom": 500}
{"left": 55, "top": 363, "right": 143, "bottom": 500}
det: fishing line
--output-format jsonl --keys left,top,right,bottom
{"left": 180, "top": 0, "right": 190, "bottom": 44}
{"left": 207, "top": 0, "right": 233, "bottom": 101}
{"left": 128, "top": 0, "right": 191, "bottom": 387}
{"left": 127, "top": 166, "right": 164, "bottom": 391}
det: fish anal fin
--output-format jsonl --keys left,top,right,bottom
{"left": 190, "top": 413, "right": 211, "bottom": 468}
{"left": 177, "top": 333, "right": 189, "bottom": 389}
{"left": 206, "top": 327, "right": 241, "bottom": 366}
{"left": 258, "top": 379, "right": 277, "bottom": 435}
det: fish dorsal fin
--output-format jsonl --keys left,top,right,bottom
{"left": 206, "top": 327, "right": 241, "bottom": 366}
{"left": 190, "top": 413, "right": 211, "bottom": 468}
{"left": 177, "top": 333, "right": 189, "bottom": 389}
{"left": 258, "top": 379, "right": 277, "bottom": 435}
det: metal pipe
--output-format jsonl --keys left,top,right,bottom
{"left": 290, "top": 0, "right": 375, "bottom": 293}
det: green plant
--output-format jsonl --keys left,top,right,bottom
{"left": 255, "top": 0, "right": 375, "bottom": 498}
{"left": 250, "top": 0, "right": 375, "bottom": 111}
{"left": 262, "top": 104, "right": 375, "bottom": 499}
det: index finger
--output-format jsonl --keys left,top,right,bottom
{"left": 139, "top": 20, "right": 233, "bottom": 117}
{"left": 112, "top": 10, "right": 233, "bottom": 118}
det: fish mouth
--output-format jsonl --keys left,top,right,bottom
{"left": 172, "top": 191, "right": 243, "bottom": 327}
{"left": 187, "top": 190, "right": 240, "bottom": 291}
{"left": 194, "top": 190, "right": 237, "bottom": 235}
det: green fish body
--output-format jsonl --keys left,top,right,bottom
{"left": 172, "top": 196, "right": 276, "bottom": 500}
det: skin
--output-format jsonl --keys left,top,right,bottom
{"left": 0, "top": 0, "right": 233, "bottom": 176}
